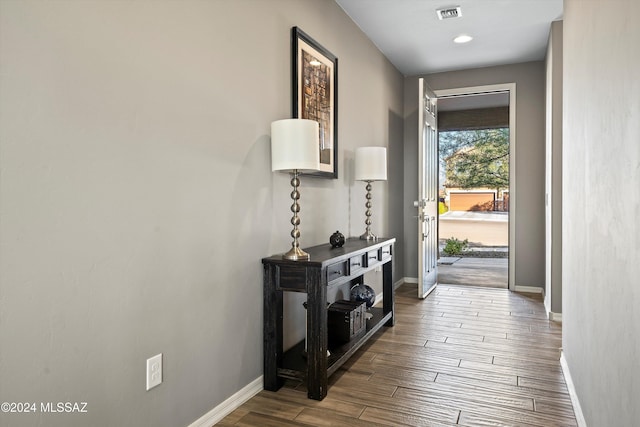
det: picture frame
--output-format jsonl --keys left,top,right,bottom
{"left": 291, "top": 27, "right": 338, "bottom": 179}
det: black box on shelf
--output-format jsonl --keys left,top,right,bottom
{"left": 328, "top": 300, "right": 367, "bottom": 343}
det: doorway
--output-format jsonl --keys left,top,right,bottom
{"left": 434, "top": 84, "right": 516, "bottom": 290}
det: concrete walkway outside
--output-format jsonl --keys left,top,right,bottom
{"left": 437, "top": 257, "right": 508, "bottom": 288}
{"left": 440, "top": 211, "right": 508, "bottom": 221}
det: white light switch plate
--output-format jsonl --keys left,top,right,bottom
{"left": 146, "top": 353, "right": 162, "bottom": 391}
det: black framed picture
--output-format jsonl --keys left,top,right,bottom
{"left": 291, "top": 27, "right": 338, "bottom": 179}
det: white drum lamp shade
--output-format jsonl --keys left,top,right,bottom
{"left": 355, "top": 147, "right": 387, "bottom": 181}
{"left": 271, "top": 119, "right": 320, "bottom": 171}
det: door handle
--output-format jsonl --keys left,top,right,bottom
{"left": 422, "top": 216, "right": 430, "bottom": 241}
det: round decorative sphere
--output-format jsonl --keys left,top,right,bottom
{"left": 350, "top": 283, "right": 375, "bottom": 308}
{"left": 329, "top": 230, "right": 345, "bottom": 248}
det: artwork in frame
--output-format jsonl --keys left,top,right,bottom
{"left": 292, "top": 27, "right": 338, "bottom": 179}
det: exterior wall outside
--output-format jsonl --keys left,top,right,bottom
{"left": 563, "top": 1, "right": 640, "bottom": 425}
{"left": 545, "top": 20, "right": 563, "bottom": 315}
{"left": 403, "top": 62, "right": 546, "bottom": 289}
{"left": 444, "top": 187, "right": 509, "bottom": 212}
{"left": 447, "top": 190, "right": 494, "bottom": 211}
{"left": 449, "top": 192, "right": 494, "bottom": 212}
{"left": 0, "top": 1, "right": 404, "bottom": 426}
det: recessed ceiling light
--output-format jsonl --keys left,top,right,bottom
{"left": 453, "top": 34, "right": 473, "bottom": 44}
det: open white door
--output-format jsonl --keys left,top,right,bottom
{"left": 416, "top": 78, "right": 438, "bottom": 299}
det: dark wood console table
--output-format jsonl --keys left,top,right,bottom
{"left": 262, "top": 237, "right": 395, "bottom": 400}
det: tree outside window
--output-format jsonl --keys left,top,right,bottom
{"left": 440, "top": 128, "right": 509, "bottom": 202}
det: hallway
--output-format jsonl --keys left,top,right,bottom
{"left": 219, "top": 284, "right": 575, "bottom": 426}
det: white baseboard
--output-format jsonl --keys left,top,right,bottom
{"left": 403, "top": 277, "right": 418, "bottom": 284}
{"left": 515, "top": 285, "right": 544, "bottom": 295}
{"left": 188, "top": 376, "right": 263, "bottom": 427}
{"left": 560, "top": 351, "right": 587, "bottom": 427}
{"left": 549, "top": 311, "right": 562, "bottom": 322}
{"left": 544, "top": 298, "right": 562, "bottom": 322}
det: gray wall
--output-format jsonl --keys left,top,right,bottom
{"left": 0, "top": 1, "right": 404, "bottom": 426}
{"left": 403, "top": 62, "right": 546, "bottom": 289}
{"left": 563, "top": 1, "right": 640, "bottom": 425}
{"left": 545, "top": 21, "right": 563, "bottom": 315}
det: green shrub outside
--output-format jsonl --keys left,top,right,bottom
{"left": 443, "top": 237, "right": 469, "bottom": 255}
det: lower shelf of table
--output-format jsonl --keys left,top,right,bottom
{"left": 278, "top": 307, "right": 393, "bottom": 381}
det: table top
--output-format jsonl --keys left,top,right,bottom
{"left": 262, "top": 237, "right": 395, "bottom": 268}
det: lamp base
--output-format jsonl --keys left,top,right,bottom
{"left": 282, "top": 246, "right": 310, "bottom": 261}
{"left": 281, "top": 169, "right": 309, "bottom": 261}
{"left": 359, "top": 231, "right": 378, "bottom": 241}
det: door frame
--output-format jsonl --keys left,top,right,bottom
{"left": 435, "top": 83, "right": 516, "bottom": 291}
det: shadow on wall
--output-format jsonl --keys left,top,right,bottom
{"left": 227, "top": 133, "right": 273, "bottom": 260}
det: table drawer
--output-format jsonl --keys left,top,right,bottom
{"left": 380, "top": 244, "right": 392, "bottom": 261}
{"left": 327, "top": 261, "right": 348, "bottom": 284}
{"left": 349, "top": 254, "right": 365, "bottom": 275}
{"left": 275, "top": 265, "right": 307, "bottom": 291}
{"left": 365, "top": 250, "right": 379, "bottom": 267}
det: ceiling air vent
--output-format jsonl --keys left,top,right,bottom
{"left": 436, "top": 6, "right": 462, "bottom": 20}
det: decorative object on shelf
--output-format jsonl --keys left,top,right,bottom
{"left": 329, "top": 230, "right": 345, "bottom": 248}
{"left": 350, "top": 283, "right": 376, "bottom": 309}
{"left": 355, "top": 147, "right": 387, "bottom": 240}
{"left": 292, "top": 26, "right": 338, "bottom": 179}
{"left": 328, "top": 300, "right": 366, "bottom": 343}
{"left": 271, "top": 118, "right": 320, "bottom": 260}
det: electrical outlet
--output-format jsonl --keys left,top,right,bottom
{"left": 146, "top": 353, "right": 162, "bottom": 391}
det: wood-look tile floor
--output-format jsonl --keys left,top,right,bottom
{"left": 218, "top": 284, "right": 575, "bottom": 426}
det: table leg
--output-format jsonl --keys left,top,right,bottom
{"left": 305, "top": 268, "right": 327, "bottom": 400}
{"left": 383, "top": 260, "right": 395, "bottom": 326}
{"left": 263, "top": 264, "right": 284, "bottom": 391}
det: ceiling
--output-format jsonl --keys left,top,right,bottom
{"left": 335, "top": 0, "right": 563, "bottom": 76}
